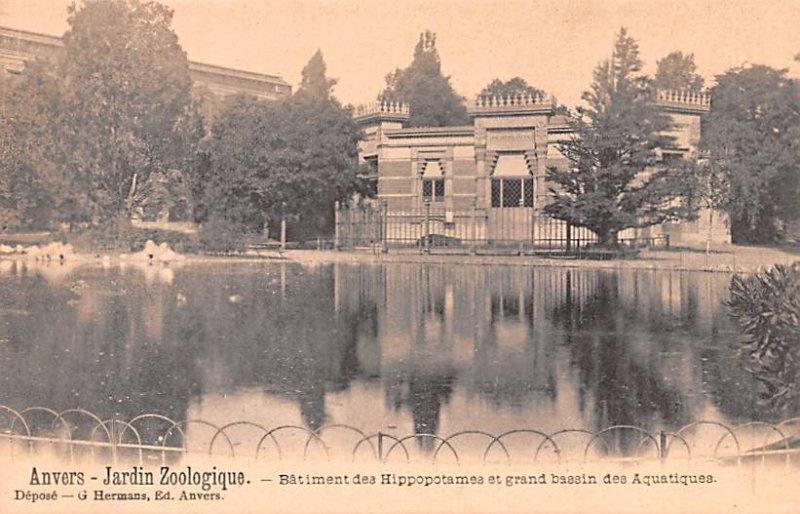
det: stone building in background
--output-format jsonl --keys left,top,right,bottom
{"left": 0, "top": 25, "right": 291, "bottom": 130}
{"left": 353, "top": 90, "right": 730, "bottom": 248}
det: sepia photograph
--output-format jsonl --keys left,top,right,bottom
{"left": 0, "top": 0, "right": 799, "bottom": 512}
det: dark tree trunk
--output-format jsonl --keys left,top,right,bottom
{"left": 597, "top": 229, "right": 619, "bottom": 248}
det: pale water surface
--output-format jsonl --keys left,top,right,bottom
{"left": 0, "top": 260, "right": 771, "bottom": 458}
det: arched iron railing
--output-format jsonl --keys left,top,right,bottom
{"left": 1, "top": 405, "right": 797, "bottom": 467}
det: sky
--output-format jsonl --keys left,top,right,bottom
{"left": 1, "top": 0, "right": 799, "bottom": 109}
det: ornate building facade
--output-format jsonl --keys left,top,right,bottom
{"left": 354, "top": 91, "right": 730, "bottom": 248}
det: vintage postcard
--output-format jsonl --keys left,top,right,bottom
{"left": 0, "top": 0, "right": 799, "bottom": 513}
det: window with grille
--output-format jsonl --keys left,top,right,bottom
{"left": 491, "top": 178, "right": 534, "bottom": 208}
{"left": 491, "top": 154, "right": 534, "bottom": 208}
{"left": 422, "top": 178, "right": 445, "bottom": 202}
{"left": 422, "top": 160, "right": 445, "bottom": 203}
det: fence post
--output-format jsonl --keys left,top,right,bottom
{"left": 334, "top": 201, "right": 341, "bottom": 251}
{"left": 111, "top": 414, "right": 118, "bottom": 465}
{"left": 280, "top": 217, "right": 287, "bottom": 252}
{"left": 381, "top": 200, "right": 388, "bottom": 253}
{"left": 378, "top": 431, "right": 384, "bottom": 463}
{"left": 470, "top": 199, "right": 477, "bottom": 255}
{"left": 659, "top": 431, "right": 667, "bottom": 463}
{"left": 566, "top": 222, "right": 572, "bottom": 254}
{"left": 423, "top": 199, "right": 431, "bottom": 254}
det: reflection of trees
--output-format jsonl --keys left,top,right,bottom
{"left": 0, "top": 267, "right": 201, "bottom": 439}
{"left": 408, "top": 374, "right": 454, "bottom": 449}
{"left": 0, "top": 261, "right": 764, "bottom": 446}
{"left": 173, "top": 265, "right": 382, "bottom": 430}
{"left": 329, "top": 302, "right": 378, "bottom": 390}
{"left": 699, "top": 345, "right": 776, "bottom": 422}
{"left": 299, "top": 385, "right": 326, "bottom": 432}
{"left": 383, "top": 370, "right": 455, "bottom": 449}
{"left": 0, "top": 264, "right": 380, "bottom": 434}
{"left": 603, "top": 270, "right": 773, "bottom": 425}
{"left": 551, "top": 271, "right": 692, "bottom": 442}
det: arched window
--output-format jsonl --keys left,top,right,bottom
{"left": 491, "top": 154, "right": 533, "bottom": 208}
{"left": 422, "top": 160, "right": 445, "bottom": 203}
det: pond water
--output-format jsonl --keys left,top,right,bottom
{"left": 0, "top": 260, "right": 775, "bottom": 459}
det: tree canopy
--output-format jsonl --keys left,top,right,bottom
{"left": 544, "top": 29, "right": 701, "bottom": 246}
{"left": 480, "top": 77, "right": 545, "bottom": 99}
{"left": 380, "top": 31, "right": 469, "bottom": 127}
{"left": 62, "top": 0, "right": 199, "bottom": 220}
{"left": 654, "top": 51, "right": 705, "bottom": 92}
{"left": 0, "top": 60, "right": 68, "bottom": 228}
{"left": 296, "top": 49, "right": 336, "bottom": 101}
{"left": 0, "top": 0, "right": 200, "bottom": 229}
{"left": 701, "top": 65, "right": 800, "bottom": 243}
{"left": 198, "top": 51, "right": 363, "bottom": 238}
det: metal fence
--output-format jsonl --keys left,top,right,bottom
{"left": 1, "top": 405, "right": 797, "bottom": 467}
{"left": 334, "top": 202, "right": 669, "bottom": 256}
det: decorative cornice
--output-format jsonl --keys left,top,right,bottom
{"left": 0, "top": 26, "right": 62, "bottom": 47}
{"left": 384, "top": 126, "right": 474, "bottom": 139}
{"left": 188, "top": 61, "right": 288, "bottom": 86}
{"left": 547, "top": 123, "right": 572, "bottom": 134}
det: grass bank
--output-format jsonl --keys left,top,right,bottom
{"left": 273, "top": 245, "right": 799, "bottom": 274}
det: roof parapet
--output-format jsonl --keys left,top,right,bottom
{"left": 354, "top": 101, "right": 411, "bottom": 123}
{"left": 469, "top": 93, "right": 554, "bottom": 116}
{"left": 656, "top": 89, "right": 710, "bottom": 114}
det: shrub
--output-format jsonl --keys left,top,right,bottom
{"left": 126, "top": 228, "right": 198, "bottom": 253}
{"left": 66, "top": 213, "right": 134, "bottom": 252}
{"left": 197, "top": 217, "right": 248, "bottom": 254}
{"left": 67, "top": 216, "right": 199, "bottom": 254}
{"left": 727, "top": 262, "right": 800, "bottom": 410}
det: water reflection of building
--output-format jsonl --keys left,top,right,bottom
{"left": 336, "top": 265, "right": 595, "bottom": 437}
{"left": 0, "top": 262, "right": 764, "bottom": 449}
{"left": 333, "top": 264, "right": 753, "bottom": 439}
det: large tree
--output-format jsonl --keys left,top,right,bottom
{"left": 654, "top": 51, "right": 705, "bottom": 92}
{"left": 380, "top": 31, "right": 469, "bottom": 127}
{"left": 199, "top": 51, "right": 363, "bottom": 238}
{"left": 544, "top": 29, "right": 701, "bottom": 247}
{"left": 701, "top": 65, "right": 800, "bottom": 243}
{"left": 60, "top": 0, "right": 199, "bottom": 221}
{"left": 0, "top": 59, "right": 73, "bottom": 228}
{"left": 0, "top": 0, "right": 200, "bottom": 230}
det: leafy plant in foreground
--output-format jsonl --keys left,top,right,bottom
{"left": 727, "top": 262, "right": 800, "bottom": 410}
